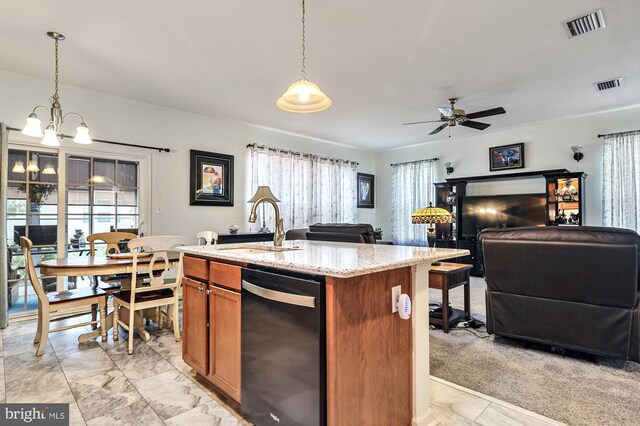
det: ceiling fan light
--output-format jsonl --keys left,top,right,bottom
{"left": 22, "top": 114, "right": 44, "bottom": 137}
{"left": 26, "top": 160, "right": 40, "bottom": 173}
{"left": 41, "top": 126, "right": 61, "bottom": 147}
{"left": 12, "top": 161, "right": 25, "bottom": 174}
{"left": 73, "top": 122, "right": 92, "bottom": 144}
{"left": 276, "top": 79, "right": 332, "bottom": 113}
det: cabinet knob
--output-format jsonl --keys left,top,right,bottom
{"left": 198, "top": 287, "right": 204, "bottom": 292}
{"left": 206, "top": 289, "right": 211, "bottom": 295}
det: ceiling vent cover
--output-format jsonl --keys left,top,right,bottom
{"left": 594, "top": 77, "right": 623, "bottom": 91}
{"left": 566, "top": 9, "right": 605, "bottom": 37}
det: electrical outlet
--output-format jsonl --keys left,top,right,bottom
{"left": 391, "top": 285, "right": 401, "bottom": 313}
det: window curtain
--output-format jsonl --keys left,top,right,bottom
{"left": 391, "top": 159, "right": 436, "bottom": 246}
{"left": 602, "top": 131, "right": 640, "bottom": 232}
{"left": 0, "top": 123, "right": 9, "bottom": 328}
{"left": 249, "top": 144, "right": 357, "bottom": 230}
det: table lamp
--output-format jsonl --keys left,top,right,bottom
{"left": 411, "top": 202, "right": 454, "bottom": 265}
{"left": 248, "top": 186, "right": 280, "bottom": 233}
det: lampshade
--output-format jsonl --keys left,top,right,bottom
{"left": 12, "top": 161, "right": 25, "bottom": 174}
{"left": 411, "top": 202, "right": 454, "bottom": 224}
{"left": 276, "top": 79, "right": 332, "bottom": 113}
{"left": 248, "top": 185, "right": 281, "bottom": 203}
{"left": 73, "top": 123, "right": 92, "bottom": 144}
{"left": 22, "top": 114, "right": 44, "bottom": 137}
{"left": 26, "top": 160, "right": 40, "bottom": 173}
{"left": 42, "top": 164, "right": 56, "bottom": 175}
{"left": 41, "top": 126, "right": 61, "bottom": 147}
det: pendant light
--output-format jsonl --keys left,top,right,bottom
{"left": 26, "top": 161, "right": 40, "bottom": 173}
{"left": 12, "top": 161, "right": 25, "bottom": 174}
{"left": 276, "top": 0, "right": 332, "bottom": 113}
{"left": 42, "top": 164, "right": 57, "bottom": 175}
{"left": 21, "top": 32, "right": 92, "bottom": 146}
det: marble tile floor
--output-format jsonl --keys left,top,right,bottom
{"left": 0, "top": 315, "right": 563, "bottom": 426}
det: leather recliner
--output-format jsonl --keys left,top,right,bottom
{"left": 285, "top": 223, "right": 377, "bottom": 244}
{"left": 479, "top": 226, "right": 640, "bottom": 362}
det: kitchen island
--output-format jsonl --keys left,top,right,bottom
{"left": 178, "top": 240, "right": 468, "bottom": 426}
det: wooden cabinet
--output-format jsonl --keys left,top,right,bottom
{"left": 182, "top": 254, "right": 244, "bottom": 403}
{"left": 434, "top": 181, "right": 467, "bottom": 243}
{"left": 207, "top": 285, "right": 241, "bottom": 402}
{"left": 182, "top": 277, "right": 209, "bottom": 376}
{"left": 544, "top": 171, "right": 586, "bottom": 226}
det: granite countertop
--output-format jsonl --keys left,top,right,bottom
{"left": 178, "top": 240, "right": 469, "bottom": 278}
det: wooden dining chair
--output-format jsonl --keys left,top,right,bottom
{"left": 196, "top": 230, "right": 218, "bottom": 246}
{"left": 20, "top": 237, "right": 107, "bottom": 356}
{"left": 113, "top": 235, "right": 187, "bottom": 354}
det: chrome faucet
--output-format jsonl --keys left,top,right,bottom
{"left": 249, "top": 197, "right": 285, "bottom": 247}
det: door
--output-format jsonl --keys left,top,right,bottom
{"left": 208, "top": 285, "right": 241, "bottom": 402}
{"left": 182, "top": 277, "right": 208, "bottom": 375}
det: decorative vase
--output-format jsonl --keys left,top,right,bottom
{"left": 228, "top": 223, "right": 239, "bottom": 234}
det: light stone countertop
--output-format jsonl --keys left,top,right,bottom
{"left": 178, "top": 240, "right": 470, "bottom": 278}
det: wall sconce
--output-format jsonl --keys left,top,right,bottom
{"left": 444, "top": 162, "right": 454, "bottom": 175}
{"left": 571, "top": 146, "right": 584, "bottom": 162}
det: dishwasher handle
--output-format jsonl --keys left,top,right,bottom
{"left": 242, "top": 280, "right": 316, "bottom": 308}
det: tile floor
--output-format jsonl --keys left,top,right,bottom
{"left": 0, "top": 315, "right": 563, "bottom": 425}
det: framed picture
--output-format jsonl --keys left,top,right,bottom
{"left": 489, "top": 143, "right": 525, "bottom": 171}
{"left": 357, "top": 173, "right": 375, "bottom": 208}
{"left": 190, "top": 149, "right": 234, "bottom": 206}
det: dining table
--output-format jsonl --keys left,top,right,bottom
{"left": 38, "top": 252, "right": 182, "bottom": 343}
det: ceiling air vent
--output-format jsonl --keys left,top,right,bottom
{"left": 594, "top": 77, "right": 623, "bottom": 92}
{"left": 566, "top": 9, "right": 605, "bottom": 37}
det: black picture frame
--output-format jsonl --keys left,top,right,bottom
{"left": 189, "top": 149, "right": 234, "bottom": 206}
{"left": 357, "top": 173, "right": 375, "bottom": 208}
{"left": 489, "top": 143, "right": 525, "bottom": 171}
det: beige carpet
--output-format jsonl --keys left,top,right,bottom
{"left": 429, "top": 276, "right": 640, "bottom": 426}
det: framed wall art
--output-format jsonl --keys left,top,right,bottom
{"left": 189, "top": 149, "right": 234, "bottom": 206}
{"left": 489, "top": 143, "right": 525, "bottom": 171}
{"left": 357, "top": 173, "right": 375, "bottom": 208}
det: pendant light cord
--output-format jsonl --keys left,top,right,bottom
{"left": 301, "top": 0, "right": 306, "bottom": 80}
{"left": 53, "top": 36, "right": 60, "bottom": 103}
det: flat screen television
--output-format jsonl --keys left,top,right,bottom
{"left": 461, "top": 194, "right": 546, "bottom": 239}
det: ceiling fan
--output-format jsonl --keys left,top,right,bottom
{"left": 403, "top": 98, "right": 506, "bottom": 136}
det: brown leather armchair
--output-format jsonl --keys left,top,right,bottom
{"left": 479, "top": 226, "right": 640, "bottom": 361}
{"left": 286, "top": 223, "right": 377, "bottom": 244}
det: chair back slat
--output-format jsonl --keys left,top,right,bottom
{"left": 87, "top": 232, "right": 138, "bottom": 255}
{"left": 196, "top": 231, "right": 218, "bottom": 246}
{"left": 128, "top": 235, "right": 187, "bottom": 298}
{"left": 19, "top": 237, "right": 48, "bottom": 305}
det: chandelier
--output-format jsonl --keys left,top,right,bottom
{"left": 276, "top": 0, "right": 332, "bottom": 113}
{"left": 21, "top": 32, "right": 92, "bottom": 146}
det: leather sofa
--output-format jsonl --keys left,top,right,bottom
{"left": 285, "top": 223, "right": 377, "bottom": 244}
{"left": 479, "top": 226, "right": 640, "bottom": 361}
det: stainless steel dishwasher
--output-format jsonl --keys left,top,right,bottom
{"left": 241, "top": 266, "right": 326, "bottom": 426}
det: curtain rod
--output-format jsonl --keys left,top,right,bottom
{"left": 6, "top": 126, "right": 171, "bottom": 153}
{"left": 247, "top": 143, "right": 359, "bottom": 165}
{"left": 390, "top": 157, "right": 439, "bottom": 167}
{"left": 597, "top": 129, "right": 640, "bottom": 138}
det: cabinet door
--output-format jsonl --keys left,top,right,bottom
{"left": 182, "top": 277, "right": 208, "bottom": 376}
{"left": 208, "top": 285, "right": 241, "bottom": 403}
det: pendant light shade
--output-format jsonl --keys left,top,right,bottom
{"left": 277, "top": 0, "right": 332, "bottom": 113}
{"left": 42, "top": 164, "right": 56, "bottom": 175}
{"left": 41, "top": 126, "right": 61, "bottom": 147}
{"left": 277, "top": 79, "right": 332, "bottom": 113}
{"left": 22, "top": 114, "right": 44, "bottom": 137}
{"left": 12, "top": 161, "right": 26, "bottom": 174}
{"left": 26, "top": 161, "right": 40, "bottom": 173}
{"left": 73, "top": 122, "right": 92, "bottom": 144}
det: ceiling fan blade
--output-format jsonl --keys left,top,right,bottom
{"left": 437, "top": 107, "right": 453, "bottom": 118}
{"left": 465, "top": 107, "right": 506, "bottom": 120}
{"left": 460, "top": 120, "right": 491, "bottom": 130}
{"left": 429, "top": 123, "right": 449, "bottom": 135}
{"left": 403, "top": 120, "right": 444, "bottom": 125}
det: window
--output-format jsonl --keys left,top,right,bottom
{"left": 249, "top": 144, "right": 357, "bottom": 229}
{"left": 4, "top": 148, "right": 142, "bottom": 317}
{"left": 391, "top": 160, "right": 436, "bottom": 245}
{"left": 602, "top": 131, "right": 640, "bottom": 231}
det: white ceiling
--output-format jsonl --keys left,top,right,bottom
{"left": 1, "top": 1, "right": 639, "bottom": 150}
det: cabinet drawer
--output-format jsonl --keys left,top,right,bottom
{"left": 210, "top": 261, "right": 241, "bottom": 291}
{"left": 184, "top": 256, "right": 209, "bottom": 281}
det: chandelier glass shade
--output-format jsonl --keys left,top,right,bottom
{"left": 12, "top": 161, "right": 25, "bottom": 174}
{"left": 276, "top": 0, "right": 332, "bottom": 113}
{"left": 22, "top": 32, "right": 92, "bottom": 146}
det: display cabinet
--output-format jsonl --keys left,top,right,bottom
{"left": 434, "top": 181, "right": 467, "bottom": 243}
{"left": 543, "top": 172, "right": 586, "bottom": 226}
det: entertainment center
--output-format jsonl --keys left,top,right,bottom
{"left": 434, "top": 169, "right": 586, "bottom": 276}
